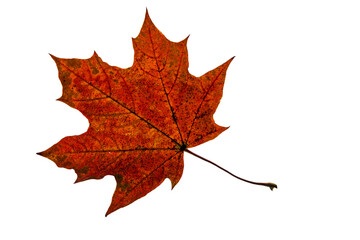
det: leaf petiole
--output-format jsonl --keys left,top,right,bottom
{"left": 184, "top": 149, "right": 277, "bottom": 191}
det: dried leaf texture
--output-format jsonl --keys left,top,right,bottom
{"left": 38, "top": 11, "right": 233, "bottom": 216}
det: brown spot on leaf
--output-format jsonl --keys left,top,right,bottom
{"left": 66, "top": 59, "right": 82, "bottom": 69}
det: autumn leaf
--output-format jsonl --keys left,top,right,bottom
{"left": 38, "top": 10, "right": 276, "bottom": 216}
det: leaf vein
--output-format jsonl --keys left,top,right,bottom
{"left": 185, "top": 66, "right": 226, "bottom": 145}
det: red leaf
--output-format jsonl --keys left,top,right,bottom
{"left": 38, "top": 10, "right": 233, "bottom": 216}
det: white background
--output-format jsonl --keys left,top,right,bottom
{"left": 1, "top": 0, "right": 360, "bottom": 239}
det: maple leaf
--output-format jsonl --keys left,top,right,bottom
{"left": 38, "top": 11, "right": 276, "bottom": 216}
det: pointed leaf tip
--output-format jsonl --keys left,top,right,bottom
{"left": 37, "top": 151, "right": 50, "bottom": 158}
{"left": 144, "top": 8, "right": 152, "bottom": 22}
{"left": 228, "top": 56, "right": 235, "bottom": 64}
{"left": 105, "top": 208, "right": 113, "bottom": 217}
{"left": 180, "top": 35, "right": 190, "bottom": 45}
{"left": 49, "top": 53, "right": 57, "bottom": 60}
{"left": 170, "top": 180, "right": 178, "bottom": 190}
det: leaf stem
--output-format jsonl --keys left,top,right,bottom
{"left": 184, "top": 149, "right": 277, "bottom": 191}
